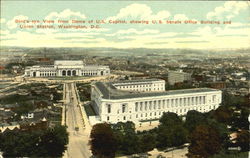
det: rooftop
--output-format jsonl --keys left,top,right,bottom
{"left": 93, "top": 81, "right": 220, "bottom": 100}
{"left": 54, "top": 60, "right": 84, "bottom": 66}
{"left": 112, "top": 78, "right": 164, "bottom": 85}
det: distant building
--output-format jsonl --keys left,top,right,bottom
{"left": 168, "top": 71, "right": 191, "bottom": 85}
{"left": 112, "top": 79, "right": 165, "bottom": 92}
{"left": 21, "top": 113, "right": 34, "bottom": 119}
{"left": 208, "top": 82, "right": 226, "bottom": 90}
{"left": 90, "top": 79, "right": 222, "bottom": 125}
{"left": 24, "top": 60, "right": 110, "bottom": 77}
{"left": 0, "top": 124, "right": 20, "bottom": 133}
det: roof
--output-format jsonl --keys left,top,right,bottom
{"left": 112, "top": 78, "right": 164, "bottom": 85}
{"left": 94, "top": 81, "right": 221, "bottom": 100}
{"left": 54, "top": 60, "right": 84, "bottom": 66}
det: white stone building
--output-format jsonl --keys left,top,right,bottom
{"left": 91, "top": 79, "right": 222, "bottom": 125}
{"left": 168, "top": 71, "right": 192, "bottom": 85}
{"left": 112, "top": 79, "right": 165, "bottom": 92}
{"left": 24, "top": 60, "right": 110, "bottom": 77}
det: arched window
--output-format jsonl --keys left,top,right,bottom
{"left": 67, "top": 70, "right": 71, "bottom": 76}
{"left": 62, "top": 70, "right": 66, "bottom": 76}
{"left": 72, "top": 70, "right": 76, "bottom": 76}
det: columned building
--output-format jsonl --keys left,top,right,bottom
{"left": 91, "top": 79, "right": 222, "bottom": 125}
{"left": 24, "top": 60, "right": 110, "bottom": 77}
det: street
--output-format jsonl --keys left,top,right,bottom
{"left": 63, "top": 82, "right": 92, "bottom": 158}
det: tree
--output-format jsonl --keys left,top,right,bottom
{"left": 159, "top": 112, "right": 182, "bottom": 127}
{"left": 0, "top": 125, "right": 68, "bottom": 157}
{"left": 38, "top": 125, "right": 69, "bottom": 157}
{"left": 157, "top": 124, "right": 187, "bottom": 148}
{"left": 184, "top": 110, "right": 206, "bottom": 133}
{"left": 111, "top": 121, "right": 139, "bottom": 155}
{"left": 236, "top": 130, "right": 250, "bottom": 152}
{"left": 90, "top": 123, "right": 117, "bottom": 158}
{"left": 139, "top": 133, "right": 156, "bottom": 153}
{"left": 121, "top": 131, "right": 140, "bottom": 155}
{"left": 211, "top": 106, "right": 233, "bottom": 124}
{"left": 206, "top": 118, "right": 229, "bottom": 149}
{"left": 231, "top": 108, "right": 249, "bottom": 130}
{"left": 169, "top": 125, "right": 188, "bottom": 147}
{"left": 157, "top": 112, "right": 187, "bottom": 149}
{"left": 222, "top": 91, "right": 245, "bottom": 107}
{"left": 187, "top": 125, "right": 221, "bottom": 158}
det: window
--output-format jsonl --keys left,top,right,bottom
{"left": 135, "top": 102, "right": 138, "bottom": 112}
{"left": 123, "top": 116, "right": 126, "bottom": 120}
{"left": 107, "top": 104, "right": 111, "bottom": 113}
{"left": 154, "top": 101, "right": 156, "bottom": 109}
{"left": 149, "top": 101, "right": 152, "bottom": 110}
{"left": 107, "top": 116, "right": 110, "bottom": 121}
{"left": 212, "top": 95, "right": 216, "bottom": 103}
{"left": 122, "top": 104, "right": 126, "bottom": 113}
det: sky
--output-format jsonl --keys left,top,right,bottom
{"left": 0, "top": 1, "right": 249, "bottom": 49}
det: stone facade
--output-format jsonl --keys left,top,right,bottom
{"left": 91, "top": 79, "right": 222, "bottom": 125}
{"left": 24, "top": 60, "right": 110, "bottom": 77}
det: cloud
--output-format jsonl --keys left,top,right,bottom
{"left": 65, "top": 38, "right": 107, "bottom": 43}
{"left": 172, "top": 33, "right": 200, "bottom": 38}
{"left": 116, "top": 32, "right": 178, "bottom": 40}
{"left": 0, "top": 18, "right": 6, "bottom": 23}
{"left": 175, "top": 40, "right": 209, "bottom": 43}
{"left": 45, "top": 9, "right": 86, "bottom": 20}
{"left": 215, "top": 25, "right": 250, "bottom": 37}
{"left": 7, "top": 15, "right": 29, "bottom": 29}
{"left": 54, "top": 32, "right": 97, "bottom": 39}
{"left": 173, "top": 14, "right": 189, "bottom": 21}
{"left": 36, "top": 29, "right": 58, "bottom": 34}
{"left": 0, "top": 30, "right": 9, "bottom": 35}
{"left": 145, "top": 41, "right": 168, "bottom": 45}
{"left": 226, "top": 22, "right": 250, "bottom": 29}
{"left": 207, "top": 1, "right": 249, "bottom": 20}
{"left": 190, "top": 26, "right": 215, "bottom": 37}
{"left": 106, "top": 28, "right": 159, "bottom": 36}
{"left": 64, "top": 28, "right": 110, "bottom": 33}
{"left": 107, "top": 3, "right": 170, "bottom": 21}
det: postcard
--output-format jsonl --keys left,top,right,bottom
{"left": 0, "top": 1, "right": 249, "bottom": 158}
